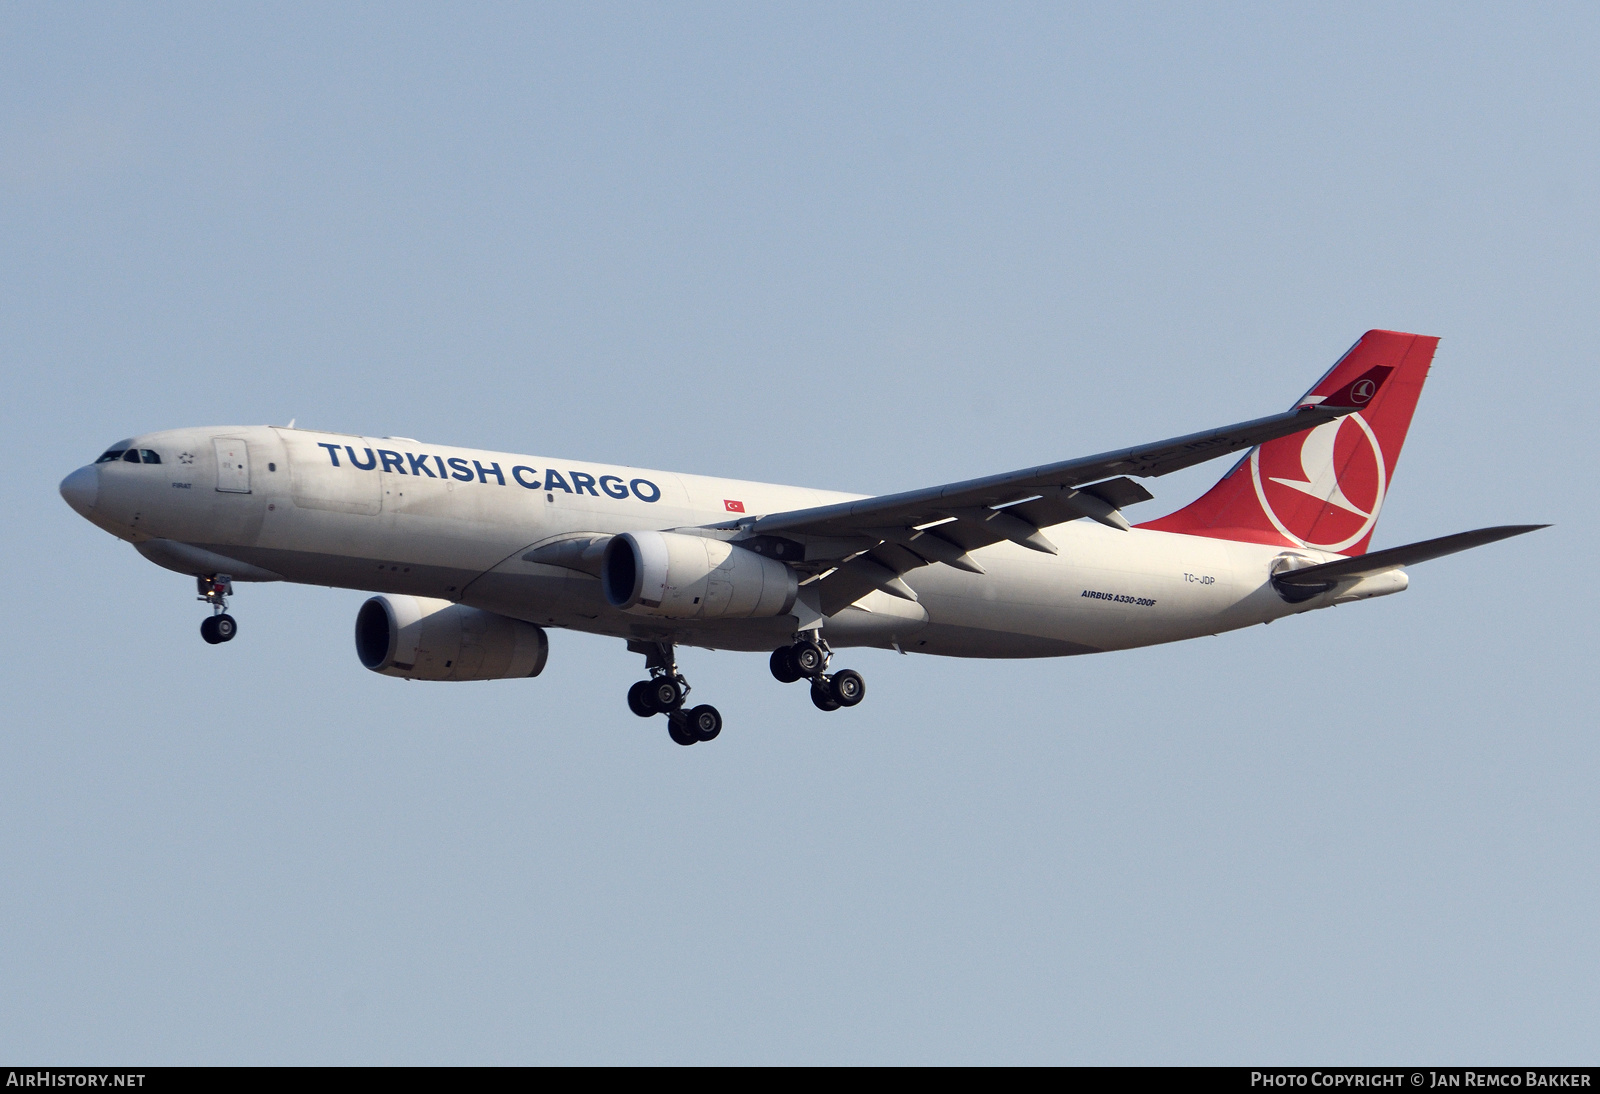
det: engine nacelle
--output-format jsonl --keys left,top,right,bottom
{"left": 601, "top": 530, "right": 798, "bottom": 620}
{"left": 355, "top": 595, "right": 549, "bottom": 681}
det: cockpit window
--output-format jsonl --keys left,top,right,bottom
{"left": 94, "top": 444, "right": 161, "bottom": 464}
{"left": 95, "top": 440, "right": 136, "bottom": 464}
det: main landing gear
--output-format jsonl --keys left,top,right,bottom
{"left": 626, "top": 640, "right": 722, "bottom": 747}
{"left": 197, "top": 574, "right": 238, "bottom": 645}
{"left": 770, "top": 636, "right": 866, "bottom": 712}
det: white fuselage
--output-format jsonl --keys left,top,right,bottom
{"left": 66, "top": 425, "right": 1385, "bottom": 658}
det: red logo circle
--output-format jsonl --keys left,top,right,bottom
{"left": 1252, "top": 416, "right": 1386, "bottom": 551}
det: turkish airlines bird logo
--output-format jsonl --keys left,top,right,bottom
{"left": 1250, "top": 414, "right": 1387, "bottom": 553}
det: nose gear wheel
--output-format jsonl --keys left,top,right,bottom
{"left": 197, "top": 575, "right": 238, "bottom": 644}
{"left": 200, "top": 614, "right": 238, "bottom": 644}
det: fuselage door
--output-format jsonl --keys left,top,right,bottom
{"left": 274, "top": 430, "right": 382, "bottom": 515}
{"left": 214, "top": 437, "right": 251, "bottom": 493}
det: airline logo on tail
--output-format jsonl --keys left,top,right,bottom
{"left": 1137, "top": 331, "right": 1437, "bottom": 556}
{"left": 1250, "top": 414, "right": 1387, "bottom": 552}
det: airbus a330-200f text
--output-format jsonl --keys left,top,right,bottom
{"left": 60, "top": 331, "right": 1543, "bottom": 745}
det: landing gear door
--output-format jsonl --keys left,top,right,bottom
{"left": 214, "top": 437, "right": 251, "bottom": 493}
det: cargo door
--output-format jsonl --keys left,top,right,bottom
{"left": 275, "top": 429, "right": 381, "bottom": 515}
{"left": 214, "top": 437, "right": 250, "bottom": 493}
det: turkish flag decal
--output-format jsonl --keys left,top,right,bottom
{"left": 724, "top": 499, "right": 745, "bottom": 513}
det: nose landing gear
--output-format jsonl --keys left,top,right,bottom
{"left": 770, "top": 637, "right": 866, "bottom": 712}
{"left": 626, "top": 640, "right": 722, "bottom": 746}
{"left": 197, "top": 574, "right": 238, "bottom": 645}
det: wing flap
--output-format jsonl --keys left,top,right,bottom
{"left": 859, "top": 527, "right": 986, "bottom": 573}
{"left": 1080, "top": 476, "right": 1155, "bottom": 509}
{"left": 817, "top": 556, "right": 914, "bottom": 614}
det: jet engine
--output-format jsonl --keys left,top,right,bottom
{"left": 601, "top": 530, "right": 798, "bottom": 620}
{"left": 355, "top": 595, "right": 549, "bottom": 681}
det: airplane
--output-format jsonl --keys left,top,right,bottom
{"left": 59, "top": 330, "right": 1543, "bottom": 746}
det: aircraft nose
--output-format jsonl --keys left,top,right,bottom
{"left": 59, "top": 465, "right": 99, "bottom": 516}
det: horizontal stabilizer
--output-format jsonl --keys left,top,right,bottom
{"left": 1273, "top": 524, "right": 1548, "bottom": 586}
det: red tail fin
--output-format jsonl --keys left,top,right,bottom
{"left": 1138, "top": 330, "right": 1437, "bottom": 556}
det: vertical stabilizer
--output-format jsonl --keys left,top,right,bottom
{"left": 1137, "top": 330, "right": 1437, "bottom": 556}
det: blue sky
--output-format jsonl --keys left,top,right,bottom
{"left": 2, "top": 3, "right": 1595, "bottom": 1062}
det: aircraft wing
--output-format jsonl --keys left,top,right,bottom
{"left": 1272, "top": 525, "right": 1549, "bottom": 588}
{"left": 723, "top": 369, "right": 1393, "bottom": 614}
